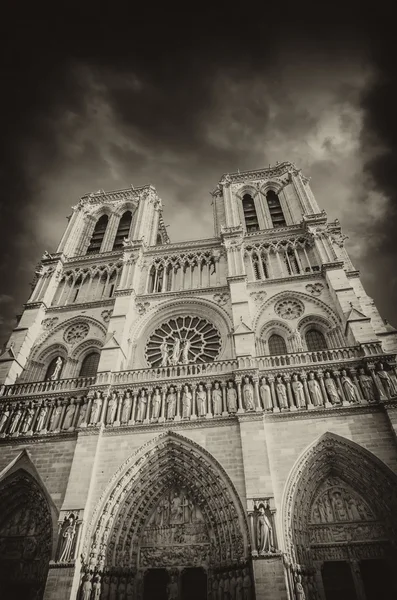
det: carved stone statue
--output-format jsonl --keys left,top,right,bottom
{"left": 151, "top": 388, "right": 161, "bottom": 420}
{"left": 101, "top": 575, "right": 110, "bottom": 599}
{"left": 196, "top": 384, "right": 206, "bottom": 417}
{"left": 181, "top": 338, "right": 191, "bottom": 363}
{"left": 260, "top": 378, "right": 273, "bottom": 410}
{"left": 136, "top": 390, "right": 147, "bottom": 422}
{"left": 62, "top": 398, "right": 76, "bottom": 430}
{"left": 295, "top": 574, "right": 306, "bottom": 600}
{"left": 0, "top": 405, "right": 10, "bottom": 433}
{"left": 167, "top": 574, "right": 178, "bottom": 600}
{"left": 21, "top": 404, "right": 35, "bottom": 433}
{"left": 341, "top": 370, "right": 360, "bottom": 403}
{"left": 243, "top": 376, "right": 255, "bottom": 411}
{"left": 289, "top": 329, "right": 303, "bottom": 352}
{"left": 182, "top": 385, "right": 192, "bottom": 418}
{"left": 92, "top": 574, "right": 101, "bottom": 600}
{"left": 291, "top": 374, "right": 306, "bottom": 408}
{"left": 307, "top": 372, "right": 323, "bottom": 406}
{"left": 50, "top": 357, "right": 63, "bottom": 381}
{"left": 236, "top": 572, "right": 244, "bottom": 600}
{"left": 257, "top": 503, "right": 273, "bottom": 553}
{"left": 358, "top": 368, "right": 376, "bottom": 402}
{"left": 106, "top": 392, "right": 118, "bottom": 424}
{"left": 243, "top": 568, "right": 252, "bottom": 600}
{"left": 275, "top": 376, "right": 288, "bottom": 409}
{"left": 35, "top": 402, "right": 48, "bottom": 432}
{"left": 212, "top": 382, "right": 222, "bottom": 415}
{"left": 324, "top": 372, "right": 341, "bottom": 404}
{"left": 81, "top": 574, "right": 92, "bottom": 600}
{"left": 90, "top": 392, "right": 102, "bottom": 425}
{"left": 229, "top": 572, "right": 237, "bottom": 600}
{"left": 377, "top": 363, "right": 397, "bottom": 398}
{"left": 218, "top": 573, "right": 224, "bottom": 599}
{"left": 77, "top": 400, "right": 87, "bottom": 427}
{"left": 59, "top": 514, "right": 76, "bottom": 562}
{"left": 166, "top": 386, "right": 176, "bottom": 420}
{"left": 121, "top": 392, "right": 132, "bottom": 423}
{"left": 9, "top": 405, "right": 23, "bottom": 434}
{"left": 118, "top": 577, "right": 127, "bottom": 600}
{"left": 227, "top": 381, "right": 238, "bottom": 413}
{"left": 126, "top": 577, "right": 135, "bottom": 600}
{"left": 160, "top": 340, "right": 169, "bottom": 367}
{"left": 109, "top": 576, "right": 118, "bottom": 600}
{"left": 49, "top": 399, "right": 63, "bottom": 431}
{"left": 171, "top": 337, "right": 181, "bottom": 366}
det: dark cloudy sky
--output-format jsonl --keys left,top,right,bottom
{"left": 0, "top": 18, "right": 396, "bottom": 346}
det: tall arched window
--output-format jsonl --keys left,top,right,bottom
{"left": 79, "top": 352, "right": 100, "bottom": 377}
{"left": 268, "top": 334, "right": 287, "bottom": 355}
{"left": 267, "top": 190, "right": 286, "bottom": 227}
{"left": 87, "top": 215, "right": 109, "bottom": 254}
{"left": 113, "top": 211, "right": 133, "bottom": 250}
{"left": 305, "top": 329, "right": 327, "bottom": 351}
{"left": 242, "top": 194, "right": 259, "bottom": 232}
{"left": 44, "top": 356, "right": 64, "bottom": 380}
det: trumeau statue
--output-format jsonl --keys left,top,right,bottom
{"left": 227, "top": 381, "right": 237, "bottom": 413}
{"left": 243, "top": 376, "right": 255, "bottom": 411}
{"left": 324, "top": 372, "right": 341, "bottom": 404}
{"left": 307, "top": 372, "right": 322, "bottom": 406}
{"left": 260, "top": 377, "right": 273, "bottom": 411}
{"left": 256, "top": 503, "right": 274, "bottom": 553}
{"left": 292, "top": 374, "right": 306, "bottom": 408}
{"left": 197, "top": 384, "right": 206, "bottom": 417}
{"left": 212, "top": 382, "right": 222, "bottom": 415}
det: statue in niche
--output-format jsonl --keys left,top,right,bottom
{"left": 50, "top": 356, "right": 63, "bottom": 381}
{"left": 307, "top": 372, "right": 323, "bottom": 406}
{"left": 126, "top": 577, "right": 135, "bottom": 600}
{"left": 109, "top": 576, "right": 118, "bottom": 600}
{"left": 160, "top": 339, "right": 169, "bottom": 367}
{"left": 171, "top": 337, "right": 181, "bottom": 366}
{"left": 212, "top": 575, "right": 218, "bottom": 598}
{"left": 49, "top": 399, "right": 63, "bottom": 431}
{"left": 236, "top": 571, "right": 244, "bottom": 600}
{"left": 0, "top": 404, "right": 10, "bottom": 433}
{"left": 294, "top": 574, "right": 306, "bottom": 600}
{"left": 275, "top": 376, "right": 288, "bottom": 409}
{"left": 227, "top": 381, "right": 238, "bottom": 413}
{"left": 358, "top": 368, "right": 376, "bottom": 402}
{"left": 118, "top": 577, "right": 127, "bottom": 600}
{"left": 218, "top": 573, "right": 224, "bottom": 598}
{"left": 257, "top": 502, "right": 274, "bottom": 554}
{"left": 229, "top": 572, "right": 237, "bottom": 600}
{"left": 92, "top": 574, "right": 101, "bottom": 600}
{"left": 62, "top": 398, "right": 76, "bottom": 429}
{"left": 181, "top": 338, "right": 191, "bottom": 364}
{"left": 81, "top": 574, "right": 92, "bottom": 600}
{"left": 291, "top": 374, "right": 306, "bottom": 408}
{"left": 106, "top": 392, "right": 118, "bottom": 424}
{"left": 167, "top": 574, "right": 179, "bottom": 600}
{"left": 21, "top": 403, "right": 35, "bottom": 433}
{"left": 90, "top": 392, "right": 102, "bottom": 425}
{"left": 324, "top": 372, "right": 341, "bottom": 404}
{"left": 223, "top": 573, "right": 230, "bottom": 599}
{"left": 77, "top": 400, "right": 87, "bottom": 427}
{"left": 182, "top": 384, "right": 192, "bottom": 418}
{"left": 101, "top": 576, "right": 110, "bottom": 599}
{"left": 243, "top": 568, "right": 252, "bottom": 600}
{"left": 35, "top": 402, "right": 48, "bottom": 432}
{"left": 260, "top": 377, "right": 272, "bottom": 411}
{"left": 9, "top": 404, "right": 23, "bottom": 434}
{"left": 121, "top": 391, "right": 132, "bottom": 423}
{"left": 197, "top": 383, "right": 206, "bottom": 416}
{"left": 151, "top": 388, "right": 161, "bottom": 420}
{"left": 166, "top": 386, "right": 176, "bottom": 419}
{"left": 212, "top": 382, "right": 222, "bottom": 415}
{"left": 341, "top": 370, "right": 360, "bottom": 402}
{"left": 136, "top": 389, "right": 147, "bottom": 422}
{"left": 243, "top": 376, "right": 255, "bottom": 411}
{"left": 58, "top": 514, "right": 77, "bottom": 562}
{"left": 377, "top": 363, "right": 397, "bottom": 397}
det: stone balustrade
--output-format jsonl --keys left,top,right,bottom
{"left": 257, "top": 346, "right": 362, "bottom": 369}
{"left": 0, "top": 364, "right": 396, "bottom": 440}
{"left": 0, "top": 376, "right": 95, "bottom": 398}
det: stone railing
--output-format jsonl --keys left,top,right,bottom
{"left": 256, "top": 346, "right": 363, "bottom": 369}
{"left": 0, "top": 364, "right": 396, "bottom": 439}
{"left": 0, "top": 376, "right": 95, "bottom": 398}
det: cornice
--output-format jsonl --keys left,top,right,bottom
{"left": 264, "top": 402, "right": 381, "bottom": 422}
{"left": 321, "top": 261, "right": 345, "bottom": 272}
{"left": 0, "top": 430, "right": 77, "bottom": 445}
{"left": 218, "top": 162, "right": 299, "bottom": 184}
{"left": 102, "top": 415, "right": 239, "bottom": 435}
{"left": 64, "top": 250, "right": 123, "bottom": 266}
{"left": 45, "top": 299, "right": 115, "bottom": 313}
{"left": 144, "top": 237, "right": 221, "bottom": 255}
{"left": 79, "top": 184, "right": 151, "bottom": 204}
{"left": 137, "top": 286, "right": 229, "bottom": 301}
{"left": 244, "top": 224, "right": 305, "bottom": 240}
{"left": 246, "top": 272, "right": 322, "bottom": 287}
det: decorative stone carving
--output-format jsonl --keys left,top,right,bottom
{"left": 136, "top": 301, "right": 150, "bottom": 315}
{"left": 196, "top": 384, "right": 206, "bottom": 417}
{"left": 50, "top": 356, "right": 63, "bottom": 380}
{"left": 21, "top": 403, "right": 35, "bottom": 434}
{"left": 136, "top": 390, "right": 147, "bottom": 422}
{"left": 90, "top": 392, "right": 102, "bottom": 425}
{"left": 243, "top": 376, "right": 255, "bottom": 411}
{"left": 58, "top": 513, "right": 77, "bottom": 562}
{"left": 377, "top": 363, "right": 397, "bottom": 398}
{"left": 324, "top": 371, "right": 342, "bottom": 404}
{"left": 151, "top": 388, "right": 161, "bottom": 420}
{"left": 358, "top": 368, "right": 376, "bottom": 402}
{"left": 145, "top": 316, "right": 221, "bottom": 367}
{"left": 42, "top": 317, "right": 58, "bottom": 330}
{"left": 305, "top": 283, "right": 324, "bottom": 296}
{"left": 251, "top": 290, "right": 267, "bottom": 306}
{"left": 101, "top": 309, "right": 112, "bottom": 323}
{"left": 63, "top": 398, "right": 76, "bottom": 430}
{"left": 0, "top": 405, "right": 10, "bottom": 433}
{"left": 9, "top": 405, "right": 23, "bottom": 434}
{"left": 340, "top": 370, "right": 360, "bottom": 403}
{"left": 166, "top": 387, "right": 177, "bottom": 420}
{"left": 64, "top": 322, "right": 89, "bottom": 345}
{"left": 256, "top": 502, "right": 274, "bottom": 554}
{"left": 292, "top": 374, "right": 306, "bottom": 408}
{"left": 275, "top": 376, "right": 288, "bottom": 409}
{"left": 35, "top": 402, "right": 48, "bottom": 432}
{"left": 212, "top": 382, "right": 222, "bottom": 415}
{"left": 182, "top": 385, "right": 192, "bottom": 419}
{"left": 49, "top": 399, "right": 63, "bottom": 431}
{"left": 81, "top": 573, "right": 93, "bottom": 600}
{"left": 288, "top": 328, "right": 304, "bottom": 352}
{"left": 307, "top": 372, "right": 322, "bottom": 406}
{"left": 213, "top": 292, "right": 230, "bottom": 306}
{"left": 274, "top": 298, "right": 304, "bottom": 320}
{"left": 260, "top": 378, "right": 273, "bottom": 411}
{"left": 227, "top": 381, "right": 238, "bottom": 413}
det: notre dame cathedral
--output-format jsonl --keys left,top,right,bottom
{"left": 0, "top": 162, "right": 397, "bottom": 600}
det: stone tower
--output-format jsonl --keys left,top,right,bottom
{"left": 0, "top": 162, "right": 397, "bottom": 600}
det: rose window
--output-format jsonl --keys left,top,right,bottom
{"left": 64, "top": 322, "right": 89, "bottom": 344}
{"left": 274, "top": 299, "right": 304, "bottom": 320}
{"left": 145, "top": 316, "right": 222, "bottom": 367}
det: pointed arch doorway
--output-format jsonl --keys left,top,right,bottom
{"left": 282, "top": 433, "right": 397, "bottom": 600}
{"left": 82, "top": 432, "right": 251, "bottom": 600}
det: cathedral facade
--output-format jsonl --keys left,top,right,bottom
{"left": 0, "top": 162, "right": 397, "bottom": 600}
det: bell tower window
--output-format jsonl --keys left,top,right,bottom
{"left": 242, "top": 194, "right": 259, "bottom": 232}
{"left": 113, "top": 211, "right": 133, "bottom": 250}
{"left": 87, "top": 215, "right": 109, "bottom": 254}
{"left": 267, "top": 190, "right": 286, "bottom": 227}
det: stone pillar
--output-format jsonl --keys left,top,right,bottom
{"left": 317, "top": 370, "right": 330, "bottom": 407}
{"left": 175, "top": 385, "right": 181, "bottom": 421}
{"left": 159, "top": 386, "right": 167, "bottom": 423}
{"left": 268, "top": 375, "right": 279, "bottom": 412}
{"left": 350, "top": 368, "right": 366, "bottom": 403}
{"left": 129, "top": 391, "right": 138, "bottom": 425}
{"left": 144, "top": 388, "right": 152, "bottom": 424}
{"left": 300, "top": 373, "right": 312, "bottom": 409}
{"left": 221, "top": 382, "right": 228, "bottom": 416}
{"left": 73, "top": 398, "right": 82, "bottom": 428}
{"left": 333, "top": 370, "right": 349, "bottom": 406}
{"left": 284, "top": 375, "right": 297, "bottom": 411}
{"left": 253, "top": 376, "right": 262, "bottom": 412}
{"left": 191, "top": 384, "right": 197, "bottom": 420}
{"left": 235, "top": 377, "right": 244, "bottom": 413}
{"left": 206, "top": 382, "right": 213, "bottom": 418}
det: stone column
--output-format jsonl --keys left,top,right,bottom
{"left": 129, "top": 391, "right": 138, "bottom": 425}
{"left": 145, "top": 388, "right": 152, "bottom": 423}
{"left": 333, "top": 370, "right": 349, "bottom": 406}
{"left": 206, "top": 382, "right": 213, "bottom": 418}
{"left": 114, "top": 391, "right": 123, "bottom": 426}
{"left": 58, "top": 400, "right": 68, "bottom": 431}
{"left": 191, "top": 384, "right": 197, "bottom": 420}
{"left": 221, "top": 382, "right": 228, "bottom": 416}
{"left": 159, "top": 386, "right": 167, "bottom": 423}
{"left": 72, "top": 398, "right": 82, "bottom": 428}
{"left": 350, "top": 368, "right": 367, "bottom": 403}
{"left": 317, "top": 371, "right": 331, "bottom": 407}
{"left": 100, "top": 392, "right": 108, "bottom": 425}
{"left": 253, "top": 376, "right": 262, "bottom": 412}
{"left": 235, "top": 377, "right": 244, "bottom": 413}
{"left": 175, "top": 385, "right": 181, "bottom": 421}
{"left": 300, "top": 373, "right": 312, "bottom": 409}
{"left": 350, "top": 560, "right": 366, "bottom": 600}
{"left": 30, "top": 402, "right": 43, "bottom": 434}
{"left": 268, "top": 375, "right": 279, "bottom": 412}
{"left": 284, "top": 375, "right": 297, "bottom": 411}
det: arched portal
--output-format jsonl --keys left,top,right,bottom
{"left": 82, "top": 432, "right": 251, "bottom": 599}
{"left": 282, "top": 433, "right": 397, "bottom": 599}
{"left": 0, "top": 468, "right": 53, "bottom": 600}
